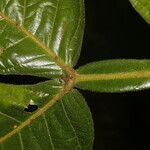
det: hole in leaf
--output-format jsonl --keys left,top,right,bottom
{"left": 0, "top": 75, "right": 49, "bottom": 85}
{"left": 24, "top": 104, "right": 38, "bottom": 113}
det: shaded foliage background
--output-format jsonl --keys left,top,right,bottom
{"left": 76, "top": 0, "right": 150, "bottom": 149}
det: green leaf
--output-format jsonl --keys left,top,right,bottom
{"left": 130, "top": 0, "right": 150, "bottom": 24}
{"left": 0, "top": 0, "right": 84, "bottom": 78}
{"left": 0, "top": 81, "right": 93, "bottom": 149}
{"left": 0, "top": 1, "right": 94, "bottom": 149}
{"left": 75, "top": 59, "right": 150, "bottom": 92}
{"left": 0, "top": 80, "right": 63, "bottom": 137}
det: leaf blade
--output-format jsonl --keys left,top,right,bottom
{"left": 0, "top": 0, "right": 84, "bottom": 78}
{"left": 0, "top": 87, "right": 94, "bottom": 150}
{"left": 130, "top": 0, "right": 150, "bottom": 24}
{"left": 0, "top": 80, "right": 63, "bottom": 137}
{"left": 76, "top": 59, "right": 150, "bottom": 92}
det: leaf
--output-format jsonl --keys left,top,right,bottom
{"left": 0, "top": 0, "right": 84, "bottom": 78}
{"left": 75, "top": 59, "right": 150, "bottom": 92}
{"left": 0, "top": 80, "right": 63, "bottom": 137}
{"left": 0, "top": 1, "right": 94, "bottom": 149}
{"left": 130, "top": 0, "right": 150, "bottom": 24}
{"left": 0, "top": 85, "right": 93, "bottom": 150}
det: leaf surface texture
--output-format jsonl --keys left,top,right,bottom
{"left": 76, "top": 59, "right": 150, "bottom": 92}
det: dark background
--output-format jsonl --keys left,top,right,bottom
{"left": 76, "top": 0, "right": 150, "bottom": 150}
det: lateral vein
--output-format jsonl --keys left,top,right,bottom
{"left": 43, "top": 114, "right": 55, "bottom": 150}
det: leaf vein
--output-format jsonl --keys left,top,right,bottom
{"left": 0, "top": 111, "right": 21, "bottom": 123}
{"left": 43, "top": 113, "right": 55, "bottom": 150}
{"left": 67, "top": 0, "right": 84, "bottom": 65}
{"left": 4, "top": 36, "right": 28, "bottom": 52}
{"left": 49, "top": 0, "right": 60, "bottom": 44}
{"left": 61, "top": 100, "right": 81, "bottom": 149}
{"left": 76, "top": 70, "right": 150, "bottom": 82}
{"left": 22, "top": 0, "right": 27, "bottom": 25}
{"left": 18, "top": 132, "right": 24, "bottom": 150}
{"left": 28, "top": 126, "right": 42, "bottom": 150}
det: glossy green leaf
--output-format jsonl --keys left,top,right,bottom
{"left": 0, "top": 0, "right": 84, "bottom": 78}
{"left": 130, "top": 0, "right": 150, "bottom": 24}
{"left": 0, "top": 81, "right": 93, "bottom": 149}
{"left": 0, "top": 0, "right": 94, "bottom": 149}
{"left": 76, "top": 59, "right": 150, "bottom": 92}
{"left": 0, "top": 80, "right": 63, "bottom": 137}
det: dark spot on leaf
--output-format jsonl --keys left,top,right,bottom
{"left": 15, "top": 22, "right": 19, "bottom": 27}
{"left": 0, "top": 75, "right": 49, "bottom": 85}
{"left": 54, "top": 55, "right": 58, "bottom": 60}
{"left": 24, "top": 104, "right": 38, "bottom": 113}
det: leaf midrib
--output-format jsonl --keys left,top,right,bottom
{"left": 0, "top": 77, "right": 75, "bottom": 143}
{"left": 76, "top": 70, "right": 150, "bottom": 82}
{"left": 0, "top": 9, "right": 77, "bottom": 143}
